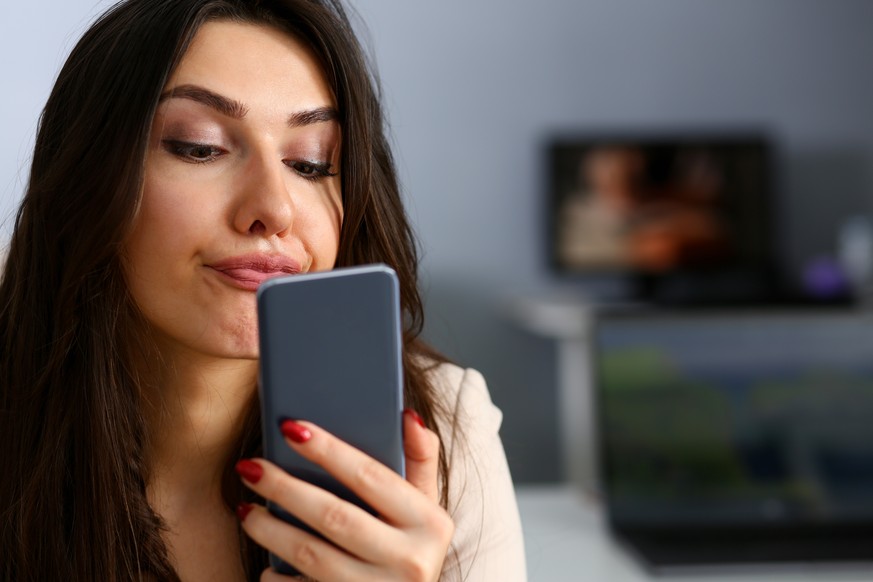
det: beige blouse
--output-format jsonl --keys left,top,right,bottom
{"left": 430, "top": 364, "right": 527, "bottom": 581}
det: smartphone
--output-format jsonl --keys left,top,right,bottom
{"left": 256, "top": 263, "right": 405, "bottom": 575}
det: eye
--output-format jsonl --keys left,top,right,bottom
{"left": 285, "top": 160, "right": 338, "bottom": 182}
{"left": 162, "top": 140, "right": 225, "bottom": 164}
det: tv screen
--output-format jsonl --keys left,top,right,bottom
{"left": 548, "top": 133, "right": 779, "bottom": 304}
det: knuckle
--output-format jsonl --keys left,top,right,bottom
{"left": 354, "top": 458, "right": 387, "bottom": 489}
{"left": 441, "top": 512, "right": 456, "bottom": 541}
{"left": 398, "top": 555, "right": 431, "bottom": 582}
{"left": 427, "top": 508, "right": 455, "bottom": 543}
{"left": 320, "top": 503, "right": 350, "bottom": 536}
{"left": 293, "top": 539, "right": 320, "bottom": 570}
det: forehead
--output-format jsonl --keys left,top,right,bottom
{"left": 165, "top": 20, "right": 335, "bottom": 112}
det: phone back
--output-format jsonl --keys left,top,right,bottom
{"left": 256, "top": 264, "right": 404, "bottom": 572}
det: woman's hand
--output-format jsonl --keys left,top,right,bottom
{"left": 235, "top": 410, "right": 454, "bottom": 581}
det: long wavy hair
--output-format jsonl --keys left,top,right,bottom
{"left": 0, "top": 1, "right": 451, "bottom": 579}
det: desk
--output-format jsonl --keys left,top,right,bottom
{"left": 503, "top": 295, "right": 598, "bottom": 493}
{"left": 516, "top": 485, "right": 873, "bottom": 582}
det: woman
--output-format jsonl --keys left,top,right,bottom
{"left": 0, "top": 0, "right": 526, "bottom": 580}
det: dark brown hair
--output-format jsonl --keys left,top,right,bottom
{"left": 0, "top": 1, "right": 450, "bottom": 579}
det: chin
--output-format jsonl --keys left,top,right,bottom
{"left": 210, "top": 313, "right": 261, "bottom": 359}
{"left": 224, "top": 334, "right": 260, "bottom": 360}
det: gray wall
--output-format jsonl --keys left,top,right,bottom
{"left": 1, "top": 1, "right": 115, "bottom": 235}
{"left": 3, "top": 1, "right": 873, "bottom": 483}
{"left": 352, "top": 0, "right": 873, "bottom": 482}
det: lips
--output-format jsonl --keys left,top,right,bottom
{"left": 207, "top": 254, "right": 301, "bottom": 291}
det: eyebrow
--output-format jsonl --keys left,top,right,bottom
{"left": 287, "top": 107, "right": 339, "bottom": 128}
{"left": 160, "top": 84, "right": 248, "bottom": 119}
{"left": 159, "top": 84, "right": 339, "bottom": 127}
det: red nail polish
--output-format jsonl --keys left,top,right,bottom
{"left": 280, "top": 419, "right": 312, "bottom": 443}
{"left": 404, "top": 409, "right": 426, "bottom": 428}
{"left": 236, "top": 502, "right": 254, "bottom": 522}
{"left": 235, "top": 459, "right": 263, "bottom": 484}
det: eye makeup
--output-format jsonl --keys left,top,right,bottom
{"left": 159, "top": 116, "right": 229, "bottom": 145}
{"left": 161, "top": 139, "right": 226, "bottom": 164}
{"left": 153, "top": 96, "right": 341, "bottom": 176}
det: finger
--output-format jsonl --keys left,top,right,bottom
{"left": 236, "top": 458, "right": 403, "bottom": 564}
{"left": 402, "top": 409, "right": 441, "bottom": 503}
{"left": 280, "top": 419, "right": 432, "bottom": 527}
{"left": 239, "top": 503, "right": 380, "bottom": 582}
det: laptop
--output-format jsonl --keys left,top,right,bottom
{"left": 593, "top": 308, "right": 873, "bottom": 572}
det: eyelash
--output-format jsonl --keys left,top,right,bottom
{"left": 163, "top": 140, "right": 224, "bottom": 164}
{"left": 162, "top": 140, "right": 338, "bottom": 182}
{"left": 285, "top": 160, "right": 338, "bottom": 182}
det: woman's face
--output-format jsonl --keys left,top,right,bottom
{"left": 124, "top": 21, "right": 342, "bottom": 360}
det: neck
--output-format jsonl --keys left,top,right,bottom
{"left": 143, "top": 343, "right": 258, "bottom": 509}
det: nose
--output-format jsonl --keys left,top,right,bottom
{"left": 231, "top": 152, "right": 294, "bottom": 237}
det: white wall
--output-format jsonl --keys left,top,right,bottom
{"left": 4, "top": 0, "right": 873, "bottom": 481}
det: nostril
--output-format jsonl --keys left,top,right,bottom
{"left": 249, "top": 220, "right": 266, "bottom": 235}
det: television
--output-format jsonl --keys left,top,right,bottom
{"left": 594, "top": 310, "right": 873, "bottom": 568}
{"left": 547, "top": 132, "right": 783, "bottom": 305}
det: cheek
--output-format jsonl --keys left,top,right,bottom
{"left": 123, "top": 172, "right": 211, "bottom": 311}
{"left": 301, "top": 184, "right": 343, "bottom": 270}
{"left": 321, "top": 194, "right": 343, "bottom": 266}
{"left": 127, "top": 198, "right": 179, "bottom": 263}
{"left": 129, "top": 167, "right": 219, "bottom": 259}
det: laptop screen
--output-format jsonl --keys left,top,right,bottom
{"left": 595, "top": 311, "right": 873, "bottom": 528}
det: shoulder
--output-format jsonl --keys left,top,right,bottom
{"left": 423, "top": 361, "right": 504, "bottom": 498}
{"left": 422, "top": 362, "right": 528, "bottom": 581}
{"left": 424, "top": 362, "right": 503, "bottom": 439}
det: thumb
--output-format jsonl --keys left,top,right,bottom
{"left": 403, "top": 409, "right": 441, "bottom": 503}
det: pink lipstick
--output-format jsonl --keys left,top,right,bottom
{"left": 207, "top": 254, "right": 301, "bottom": 291}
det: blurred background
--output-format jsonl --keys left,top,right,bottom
{"left": 350, "top": 0, "right": 873, "bottom": 485}
{"left": 3, "top": 0, "right": 873, "bottom": 490}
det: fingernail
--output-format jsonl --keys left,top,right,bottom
{"left": 236, "top": 502, "right": 254, "bottom": 522}
{"left": 404, "top": 408, "right": 426, "bottom": 429}
{"left": 235, "top": 459, "right": 263, "bottom": 484}
{"left": 280, "top": 419, "right": 312, "bottom": 443}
